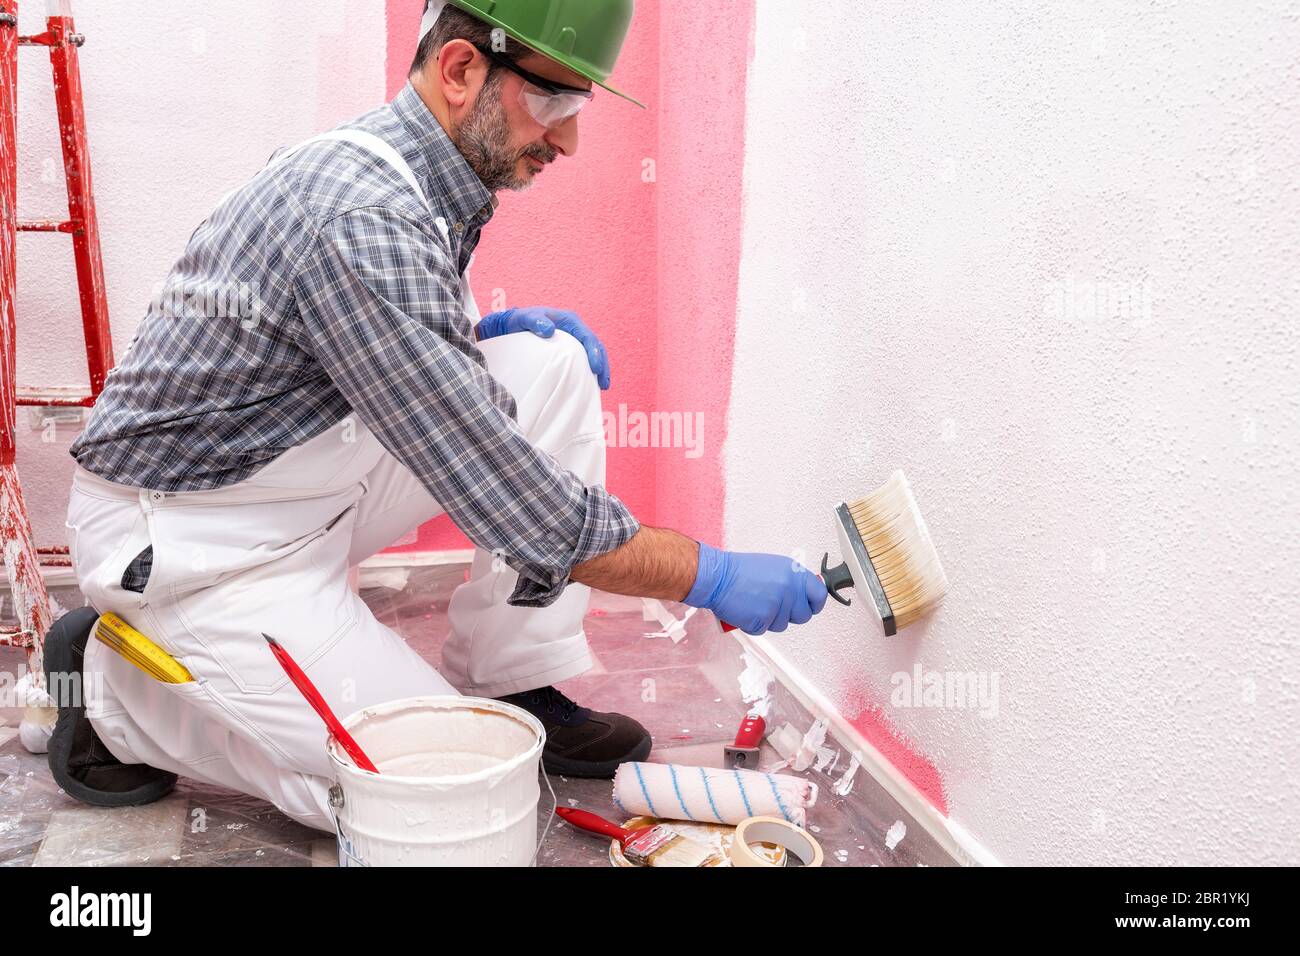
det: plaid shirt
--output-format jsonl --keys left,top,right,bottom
{"left": 70, "top": 84, "right": 639, "bottom": 608}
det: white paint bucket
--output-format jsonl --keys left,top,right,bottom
{"left": 327, "top": 696, "right": 546, "bottom": 867}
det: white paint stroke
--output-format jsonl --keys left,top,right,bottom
{"left": 885, "top": 820, "right": 907, "bottom": 851}
{"left": 793, "top": 718, "right": 836, "bottom": 773}
{"left": 833, "top": 756, "right": 861, "bottom": 796}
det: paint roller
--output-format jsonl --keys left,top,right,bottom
{"left": 611, "top": 762, "right": 817, "bottom": 828}
{"left": 722, "top": 470, "right": 949, "bottom": 638}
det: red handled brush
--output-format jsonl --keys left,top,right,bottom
{"left": 557, "top": 807, "right": 723, "bottom": 867}
{"left": 263, "top": 634, "right": 379, "bottom": 774}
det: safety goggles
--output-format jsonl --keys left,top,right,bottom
{"left": 474, "top": 44, "right": 594, "bottom": 129}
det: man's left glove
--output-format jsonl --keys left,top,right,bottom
{"left": 477, "top": 307, "right": 611, "bottom": 390}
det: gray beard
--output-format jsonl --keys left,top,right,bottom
{"left": 453, "top": 71, "right": 557, "bottom": 193}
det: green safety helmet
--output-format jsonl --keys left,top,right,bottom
{"left": 422, "top": 0, "right": 644, "bottom": 108}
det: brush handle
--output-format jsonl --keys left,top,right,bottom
{"left": 557, "top": 807, "right": 632, "bottom": 845}
{"left": 263, "top": 634, "right": 379, "bottom": 774}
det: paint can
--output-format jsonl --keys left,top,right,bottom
{"left": 327, "top": 696, "right": 546, "bottom": 867}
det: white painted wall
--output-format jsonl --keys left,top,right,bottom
{"left": 12, "top": 0, "right": 386, "bottom": 546}
{"left": 728, "top": 0, "right": 1299, "bottom": 865}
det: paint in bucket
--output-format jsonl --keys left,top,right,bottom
{"left": 327, "top": 696, "right": 546, "bottom": 867}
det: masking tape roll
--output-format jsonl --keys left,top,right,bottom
{"left": 730, "top": 816, "right": 824, "bottom": 868}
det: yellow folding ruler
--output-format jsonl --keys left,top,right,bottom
{"left": 93, "top": 612, "right": 193, "bottom": 684}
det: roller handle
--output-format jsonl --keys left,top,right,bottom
{"left": 734, "top": 714, "right": 766, "bottom": 749}
{"left": 557, "top": 807, "right": 635, "bottom": 845}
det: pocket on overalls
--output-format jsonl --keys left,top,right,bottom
{"left": 118, "top": 547, "right": 154, "bottom": 595}
{"left": 155, "top": 497, "right": 362, "bottom": 699}
{"left": 65, "top": 484, "right": 151, "bottom": 614}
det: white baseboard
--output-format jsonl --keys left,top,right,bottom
{"left": 735, "top": 631, "right": 1001, "bottom": 867}
{"left": 359, "top": 550, "right": 474, "bottom": 568}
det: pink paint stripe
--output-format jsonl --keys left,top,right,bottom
{"left": 843, "top": 691, "right": 950, "bottom": 816}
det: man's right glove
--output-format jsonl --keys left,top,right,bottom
{"left": 683, "top": 542, "right": 829, "bottom": 636}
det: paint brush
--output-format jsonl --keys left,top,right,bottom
{"left": 263, "top": 634, "right": 379, "bottom": 774}
{"left": 721, "top": 470, "right": 948, "bottom": 637}
{"left": 557, "top": 807, "right": 724, "bottom": 867}
{"left": 822, "top": 470, "right": 949, "bottom": 636}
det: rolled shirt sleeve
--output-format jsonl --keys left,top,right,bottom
{"left": 292, "top": 205, "right": 639, "bottom": 607}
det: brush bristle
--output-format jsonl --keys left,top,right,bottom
{"left": 847, "top": 471, "right": 949, "bottom": 631}
{"left": 627, "top": 825, "right": 723, "bottom": 867}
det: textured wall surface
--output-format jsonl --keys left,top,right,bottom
{"left": 12, "top": 0, "right": 386, "bottom": 548}
{"left": 727, "top": 0, "right": 1299, "bottom": 865}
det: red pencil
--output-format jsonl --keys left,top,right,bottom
{"left": 263, "top": 634, "right": 379, "bottom": 774}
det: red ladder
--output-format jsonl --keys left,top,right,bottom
{"left": 0, "top": 0, "right": 114, "bottom": 695}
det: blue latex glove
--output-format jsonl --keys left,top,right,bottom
{"left": 683, "top": 542, "right": 830, "bottom": 636}
{"left": 477, "top": 307, "right": 611, "bottom": 390}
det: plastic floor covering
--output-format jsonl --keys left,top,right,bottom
{"left": 0, "top": 566, "right": 952, "bottom": 867}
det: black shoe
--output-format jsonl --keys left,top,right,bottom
{"left": 44, "top": 607, "right": 178, "bottom": 807}
{"left": 497, "top": 686, "right": 652, "bottom": 779}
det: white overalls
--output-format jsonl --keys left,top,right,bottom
{"left": 66, "top": 132, "right": 607, "bottom": 830}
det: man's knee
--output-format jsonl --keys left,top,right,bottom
{"left": 521, "top": 328, "right": 592, "bottom": 371}
{"left": 482, "top": 331, "right": 600, "bottom": 406}
{"left": 547, "top": 327, "right": 593, "bottom": 365}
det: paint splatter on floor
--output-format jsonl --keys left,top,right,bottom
{"left": 885, "top": 820, "right": 907, "bottom": 850}
{"left": 0, "top": 573, "right": 954, "bottom": 867}
{"left": 833, "top": 756, "right": 861, "bottom": 796}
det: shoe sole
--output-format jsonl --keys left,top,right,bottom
{"left": 541, "top": 734, "right": 653, "bottom": 780}
{"left": 45, "top": 608, "right": 178, "bottom": 808}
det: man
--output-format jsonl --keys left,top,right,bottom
{"left": 47, "top": 0, "right": 828, "bottom": 831}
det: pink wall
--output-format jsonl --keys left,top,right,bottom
{"left": 383, "top": 0, "right": 749, "bottom": 554}
{"left": 652, "top": 3, "right": 752, "bottom": 545}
